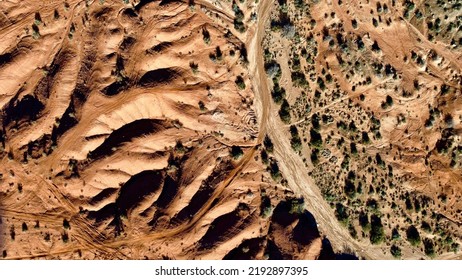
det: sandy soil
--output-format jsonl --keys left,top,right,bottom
{"left": 256, "top": 0, "right": 462, "bottom": 259}
{"left": 0, "top": 0, "right": 328, "bottom": 260}
{"left": 249, "top": 0, "right": 385, "bottom": 260}
{"left": 3, "top": 0, "right": 459, "bottom": 261}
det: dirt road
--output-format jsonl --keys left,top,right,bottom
{"left": 247, "top": 0, "right": 391, "bottom": 260}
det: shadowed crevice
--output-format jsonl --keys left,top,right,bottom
{"left": 138, "top": 68, "right": 181, "bottom": 87}
{"left": 87, "top": 119, "right": 170, "bottom": 161}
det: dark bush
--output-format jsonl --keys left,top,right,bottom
{"left": 370, "top": 215, "right": 385, "bottom": 244}
{"left": 269, "top": 160, "right": 282, "bottom": 181}
{"left": 291, "top": 71, "right": 309, "bottom": 88}
{"left": 309, "top": 128, "right": 322, "bottom": 147}
{"left": 279, "top": 99, "right": 291, "bottom": 123}
{"left": 390, "top": 244, "right": 402, "bottom": 258}
{"left": 423, "top": 238, "right": 435, "bottom": 257}
{"left": 235, "top": 75, "right": 246, "bottom": 90}
{"left": 359, "top": 211, "right": 371, "bottom": 232}
{"left": 406, "top": 225, "right": 421, "bottom": 246}
{"left": 230, "top": 146, "right": 243, "bottom": 159}
{"left": 335, "top": 203, "right": 349, "bottom": 226}
{"left": 264, "top": 135, "right": 274, "bottom": 153}
{"left": 344, "top": 179, "right": 356, "bottom": 199}
{"left": 271, "top": 83, "right": 286, "bottom": 104}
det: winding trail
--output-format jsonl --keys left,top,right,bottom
{"left": 247, "top": 0, "right": 388, "bottom": 259}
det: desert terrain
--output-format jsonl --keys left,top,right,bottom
{"left": 259, "top": 0, "right": 462, "bottom": 259}
{"left": 0, "top": 0, "right": 461, "bottom": 260}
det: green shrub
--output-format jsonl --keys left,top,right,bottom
{"left": 198, "top": 101, "right": 206, "bottom": 111}
{"left": 271, "top": 83, "right": 286, "bottom": 104}
{"left": 215, "top": 46, "right": 223, "bottom": 61}
{"left": 289, "top": 198, "right": 305, "bottom": 215}
{"left": 335, "top": 203, "right": 349, "bottom": 226}
{"left": 279, "top": 99, "right": 291, "bottom": 123}
{"left": 230, "top": 146, "right": 243, "bottom": 159}
{"left": 260, "top": 195, "right": 272, "bottom": 218}
{"left": 310, "top": 149, "right": 319, "bottom": 165}
{"left": 63, "top": 219, "right": 70, "bottom": 229}
{"left": 390, "top": 245, "right": 402, "bottom": 258}
{"left": 235, "top": 76, "right": 246, "bottom": 90}
{"left": 264, "top": 135, "right": 274, "bottom": 153}
{"left": 264, "top": 60, "right": 282, "bottom": 81}
{"left": 421, "top": 221, "right": 431, "bottom": 233}
{"left": 370, "top": 214, "right": 385, "bottom": 244}
{"left": 344, "top": 179, "right": 356, "bottom": 198}
{"left": 423, "top": 238, "right": 435, "bottom": 258}
{"left": 406, "top": 225, "right": 421, "bottom": 246}
{"left": 232, "top": 1, "right": 246, "bottom": 32}
{"left": 391, "top": 227, "right": 401, "bottom": 240}
{"left": 309, "top": 128, "right": 322, "bottom": 147}
{"left": 189, "top": 61, "right": 199, "bottom": 73}
{"left": 291, "top": 71, "right": 309, "bottom": 88}
{"left": 359, "top": 211, "right": 371, "bottom": 232}
{"left": 311, "top": 114, "right": 321, "bottom": 130}
{"left": 361, "top": 131, "right": 371, "bottom": 144}
{"left": 261, "top": 149, "right": 269, "bottom": 165}
{"left": 381, "top": 95, "right": 393, "bottom": 109}
{"left": 34, "top": 12, "right": 42, "bottom": 25}
{"left": 202, "top": 27, "right": 211, "bottom": 44}
{"left": 62, "top": 232, "right": 69, "bottom": 243}
{"left": 269, "top": 160, "right": 282, "bottom": 181}
{"left": 290, "top": 125, "right": 302, "bottom": 152}
{"left": 349, "top": 223, "right": 358, "bottom": 239}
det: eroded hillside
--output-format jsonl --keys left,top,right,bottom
{"left": 0, "top": 0, "right": 340, "bottom": 260}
